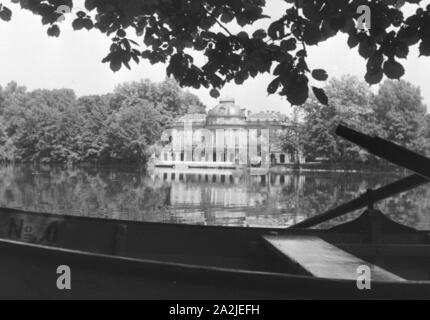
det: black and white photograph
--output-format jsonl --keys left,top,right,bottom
{"left": 0, "top": 0, "right": 430, "bottom": 303}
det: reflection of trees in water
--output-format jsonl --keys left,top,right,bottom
{"left": 378, "top": 186, "right": 430, "bottom": 230}
{"left": 0, "top": 164, "right": 171, "bottom": 222}
{"left": 294, "top": 172, "right": 430, "bottom": 230}
{"left": 0, "top": 164, "right": 429, "bottom": 229}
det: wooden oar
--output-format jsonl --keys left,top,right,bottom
{"left": 336, "top": 125, "right": 430, "bottom": 180}
{"left": 289, "top": 173, "right": 427, "bottom": 229}
{"left": 289, "top": 124, "right": 430, "bottom": 229}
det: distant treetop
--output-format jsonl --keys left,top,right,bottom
{"left": 1, "top": 0, "right": 429, "bottom": 106}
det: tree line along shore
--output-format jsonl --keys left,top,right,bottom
{"left": 0, "top": 75, "right": 428, "bottom": 168}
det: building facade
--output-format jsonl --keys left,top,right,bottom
{"left": 156, "top": 98, "right": 303, "bottom": 169}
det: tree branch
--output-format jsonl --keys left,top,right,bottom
{"left": 200, "top": 4, "right": 233, "bottom": 37}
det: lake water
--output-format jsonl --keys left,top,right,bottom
{"left": 0, "top": 164, "right": 429, "bottom": 230}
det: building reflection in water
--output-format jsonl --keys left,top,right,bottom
{"left": 0, "top": 164, "right": 428, "bottom": 230}
{"left": 150, "top": 168, "right": 307, "bottom": 228}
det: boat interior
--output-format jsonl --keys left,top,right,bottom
{"left": 0, "top": 205, "right": 429, "bottom": 284}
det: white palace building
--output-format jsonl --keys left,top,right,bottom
{"left": 155, "top": 98, "right": 304, "bottom": 169}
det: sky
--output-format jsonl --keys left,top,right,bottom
{"left": 1, "top": 0, "right": 430, "bottom": 116}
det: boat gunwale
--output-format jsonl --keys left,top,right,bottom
{"left": 0, "top": 206, "right": 349, "bottom": 234}
{"left": 1, "top": 206, "right": 429, "bottom": 235}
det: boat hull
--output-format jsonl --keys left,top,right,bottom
{"left": 1, "top": 239, "right": 430, "bottom": 300}
{"left": 0, "top": 207, "right": 429, "bottom": 299}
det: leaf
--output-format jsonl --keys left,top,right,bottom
{"left": 395, "top": 41, "right": 409, "bottom": 58}
{"left": 0, "top": 7, "right": 12, "bottom": 21}
{"left": 285, "top": 75, "right": 309, "bottom": 105}
{"left": 220, "top": 12, "right": 234, "bottom": 23}
{"left": 280, "top": 38, "right": 296, "bottom": 52}
{"left": 237, "top": 31, "right": 249, "bottom": 39}
{"left": 365, "top": 52, "right": 384, "bottom": 85}
{"left": 210, "top": 89, "right": 220, "bottom": 98}
{"left": 419, "top": 40, "right": 430, "bottom": 56}
{"left": 398, "top": 26, "right": 420, "bottom": 46}
{"left": 123, "top": 59, "right": 131, "bottom": 70}
{"left": 297, "top": 58, "right": 309, "bottom": 72}
{"left": 340, "top": 18, "right": 354, "bottom": 33}
{"left": 110, "top": 55, "right": 122, "bottom": 72}
{"left": 383, "top": 59, "right": 405, "bottom": 79}
{"left": 311, "top": 69, "right": 328, "bottom": 81}
{"left": 268, "top": 21, "right": 284, "bottom": 40}
{"left": 367, "top": 52, "right": 383, "bottom": 71}
{"left": 252, "top": 29, "right": 267, "bottom": 40}
{"left": 365, "top": 68, "right": 383, "bottom": 85}
{"left": 296, "top": 49, "right": 307, "bottom": 57}
{"left": 267, "top": 77, "right": 281, "bottom": 94}
{"left": 47, "top": 25, "right": 60, "bottom": 37}
{"left": 236, "top": 16, "right": 250, "bottom": 27}
{"left": 234, "top": 70, "right": 248, "bottom": 85}
{"left": 83, "top": 18, "right": 93, "bottom": 30}
{"left": 77, "top": 11, "right": 86, "bottom": 18}
{"left": 144, "top": 32, "right": 154, "bottom": 46}
{"left": 194, "top": 37, "right": 207, "bottom": 50}
{"left": 101, "top": 54, "right": 110, "bottom": 63}
{"left": 358, "top": 38, "right": 376, "bottom": 58}
{"left": 302, "top": 23, "right": 321, "bottom": 45}
{"left": 141, "top": 50, "right": 151, "bottom": 59}
{"left": 312, "top": 87, "right": 328, "bottom": 105}
{"left": 321, "top": 20, "right": 337, "bottom": 40}
{"left": 347, "top": 33, "right": 359, "bottom": 48}
{"left": 131, "top": 53, "right": 139, "bottom": 64}
{"left": 117, "top": 29, "right": 126, "bottom": 38}
{"left": 72, "top": 18, "right": 84, "bottom": 30}
{"left": 85, "top": 0, "right": 96, "bottom": 11}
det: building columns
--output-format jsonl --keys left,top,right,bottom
{"left": 215, "top": 129, "right": 225, "bottom": 162}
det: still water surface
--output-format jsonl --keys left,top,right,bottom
{"left": 0, "top": 164, "right": 429, "bottom": 230}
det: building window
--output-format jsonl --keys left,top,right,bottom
{"left": 271, "top": 154, "right": 276, "bottom": 165}
{"left": 280, "top": 154, "right": 285, "bottom": 164}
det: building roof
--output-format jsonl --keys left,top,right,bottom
{"left": 248, "top": 111, "right": 288, "bottom": 123}
{"left": 174, "top": 113, "right": 207, "bottom": 123}
{"left": 208, "top": 97, "right": 245, "bottom": 118}
{"left": 171, "top": 99, "right": 289, "bottom": 127}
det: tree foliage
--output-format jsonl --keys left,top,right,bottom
{"left": 0, "top": 78, "right": 205, "bottom": 164}
{"left": 373, "top": 79, "right": 428, "bottom": 152}
{"left": 300, "top": 75, "right": 378, "bottom": 163}
{"left": 1, "top": 0, "right": 429, "bottom": 105}
{"left": 283, "top": 75, "right": 429, "bottom": 165}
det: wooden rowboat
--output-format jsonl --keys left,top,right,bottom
{"left": 0, "top": 125, "right": 429, "bottom": 299}
{"left": 0, "top": 206, "right": 429, "bottom": 299}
